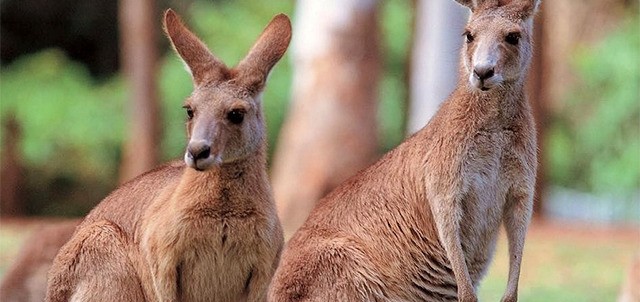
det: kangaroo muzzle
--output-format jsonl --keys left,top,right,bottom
{"left": 185, "top": 123, "right": 225, "bottom": 171}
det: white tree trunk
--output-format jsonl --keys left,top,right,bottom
{"left": 407, "top": 0, "right": 467, "bottom": 134}
{"left": 272, "top": 0, "right": 380, "bottom": 239}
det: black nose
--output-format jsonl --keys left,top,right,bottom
{"left": 473, "top": 66, "right": 495, "bottom": 81}
{"left": 187, "top": 142, "right": 211, "bottom": 161}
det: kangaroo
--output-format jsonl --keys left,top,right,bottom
{"left": 46, "top": 9, "right": 291, "bottom": 302}
{"left": 268, "top": 0, "right": 539, "bottom": 301}
{"left": 0, "top": 220, "right": 79, "bottom": 302}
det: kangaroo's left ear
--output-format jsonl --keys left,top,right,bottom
{"left": 454, "top": 0, "right": 480, "bottom": 11}
{"left": 233, "top": 14, "right": 292, "bottom": 95}
{"left": 502, "top": 0, "right": 541, "bottom": 19}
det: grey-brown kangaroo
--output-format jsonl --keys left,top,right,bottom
{"left": 46, "top": 9, "right": 291, "bottom": 302}
{"left": 268, "top": 0, "right": 539, "bottom": 301}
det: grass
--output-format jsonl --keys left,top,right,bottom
{"left": 478, "top": 221, "right": 639, "bottom": 301}
{"left": 1, "top": 219, "right": 638, "bottom": 301}
{"left": 0, "top": 220, "right": 39, "bottom": 276}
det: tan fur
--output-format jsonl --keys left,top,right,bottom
{"left": 0, "top": 220, "right": 79, "bottom": 302}
{"left": 46, "top": 10, "right": 291, "bottom": 302}
{"left": 269, "top": 1, "right": 539, "bottom": 301}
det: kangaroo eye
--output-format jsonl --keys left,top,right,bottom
{"left": 505, "top": 32, "right": 520, "bottom": 45}
{"left": 183, "top": 106, "right": 194, "bottom": 120}
{"left": 227, "top": 109, "right": 245, "bottom": 125}
{"left": 465, "top": 32, "right": 474, "bottom": 44}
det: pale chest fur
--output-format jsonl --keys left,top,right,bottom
{"left": 138, "top": 182, "right": 280, "bottom": 302}
{"left": 175, "top": 211, "right": 266, "bottom": 302}
{"left": 458, "top": 127, "right": 531, "bottom": 279}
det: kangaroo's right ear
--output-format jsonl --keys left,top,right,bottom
{"left": 163, "top": 9, "right": 228, "bottom": 86}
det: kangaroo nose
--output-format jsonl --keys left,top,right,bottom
{"left": 473, "top": 65, "right": 495, "bottom": 81}
{"left": 187, "top": 141, "right": 211, "bottom": 161}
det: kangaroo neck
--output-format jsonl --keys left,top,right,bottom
{"left": 450, "top": 79, "right": 528, "bottom": 124}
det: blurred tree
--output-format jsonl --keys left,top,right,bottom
{"left": 118, "top": 0, "right": 162, "bottom": 183}
{"left": 1, "top": 116, "right": 24, "bottom": 216}
{"left": 407, "top": 0, "right": 467, "bottom": 134}
{"left": 528, "top": 6, "right": 548, "bottom": 218}
{"left": 271, "top": 0, "right": 381, "bottom": 238}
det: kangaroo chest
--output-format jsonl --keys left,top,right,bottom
{"left": 458, "top": 128, "right": 523, "bottom": 276}
{"left": 177, "top": 211, "right": 263, "bottom": 302}
{"left": 464, "top": 129, "right": 514, "bottom": 203}
{"left": 140, "top": 187, "right": 272, "bottom": 302}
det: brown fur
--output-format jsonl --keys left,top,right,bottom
{"left": 269, "top": 1, "right": 539, "bottom": 301}
{"left": 46, "top": 10, "right": 291, "bottom": 302}
{"left": 0, "top": 220, "right": 79, "bottom": 302}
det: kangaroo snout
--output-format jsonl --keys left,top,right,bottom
{"left": 473, "top": 65, "right": 495, "bottom": 81}
{"left": 185, "top": 140, "right": 218, "bottom": 171}
{"left": 188, "top": 141, "right": 211, "bottom": 160}
{"left": 470, "top": 62, "right": 501, "bottom": 91}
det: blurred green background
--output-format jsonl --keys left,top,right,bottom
{"left": 1, "top": 0, "right": 637, "bottom": 217}
{"left": 0, "top": 0, "right": 638, "bottom": 300}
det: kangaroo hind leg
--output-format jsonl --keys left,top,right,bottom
{"left": 47, "top": 220, "right": 145, "bottom": 302}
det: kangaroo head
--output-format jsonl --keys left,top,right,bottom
{"left": 454, "top": 0, "right": 540, "bottom": 91}
{"left": 163, "top": 9, "right": 291, "bottom": 171}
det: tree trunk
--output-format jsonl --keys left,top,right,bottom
{"left": 118, "top": 0, "right": 161, "bottom": 183}
{"left": 1, "top": 116, "right": 24, "bottom": 217}
{"left": 271, "top": 0, "right": 381, "bottom": 239}
{"left": 528, "top": 7, "right": 548, "bottom": 219}
{"left": 407, "top": 0, "right": 467, "bottom": 134}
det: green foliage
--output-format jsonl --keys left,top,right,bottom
{"left": 379, "top": 0, "right": 412, "bottom": 151}
{"left": 547, "top": 13, "right": 640, "bottom": 195}
{"left": 0, "top": 50, "right": 125, "bottom": 215}
{"left": 1, "top": 50, "right": 125, "bottom": 172}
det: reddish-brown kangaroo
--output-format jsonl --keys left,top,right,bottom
{"left": 46, "top": 9, "right": 291, "bottom": 302}
{"left": 269, "top": 0, "right": 539, "bottom": 301}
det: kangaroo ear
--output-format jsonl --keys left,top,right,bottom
{"left": 500, "top": 0, "right": 541, "bottom": 19}
{"left": 234, "top": 14, "right": 292, "bottom": 95}
{"left": 454, "top": 0, "right": 480, "bottom": 10}
{"left": 163, "top": 9, "right": 228, "bottom": 86}
{"left": 522, "top": 0, "right": 542, "bottom": 18}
